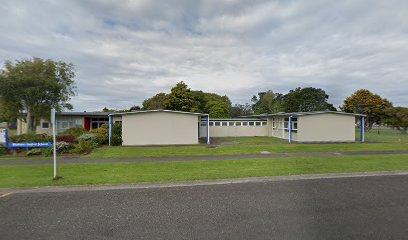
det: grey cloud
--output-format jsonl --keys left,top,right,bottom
{"left": 0, "top": 0, "right": 407, "bottom": 111}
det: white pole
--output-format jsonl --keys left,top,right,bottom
{"left": 51, "top": 108, "right": 57, "bottom": 178}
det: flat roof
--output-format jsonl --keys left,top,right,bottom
{"left": 246, "top": 111, "right": 366, "bottom": 117}
{"left": 56, "top": 112, "right": 113, "bottom": 116}
{"left": 205, "top": 118, "right": 267, "bottom": 121}
{"left": 109, "top": 109, "right": 207, "bottom": 117}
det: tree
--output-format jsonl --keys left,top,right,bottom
{"left": 165, "top": 81, "right": 195, "bottom": 112}
{"left": 252, "top": 90, "right": 284, "bottom": 114}
{"left": 341, "top": 89, "right": 393, "bottom": 129}
{"left": 230, "top": 103, "right": 253, "bottom": 118}
{"left": 142, "top": 93, "right": 169, "bottom": 110}
{"left": 0, "top": 58, "right": 76, "bottom": 132}
{"left": 385, "top": 107, "right": 408, "bottom": 134}
{"left": 282, "top": 87, "right": 336, "bottom": 112}
{"left": 129, "top": 105, "right": 141, "bottom": 111}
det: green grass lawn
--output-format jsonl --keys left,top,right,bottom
{"left": 1, "top": 154, "right": 407, "bottom": 188}
{"left": 86, "top": 142, "right": 408, "bottom": 159}
{"left": 357, "top": 131, "right": 408, "bottom": 142}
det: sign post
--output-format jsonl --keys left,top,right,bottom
{"left": 51, "top": 108, "right": 57, "bottom": 179}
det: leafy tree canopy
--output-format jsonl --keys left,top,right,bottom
{"left": 142, "top": 92, "right": 169, "bottom": 110}
{"left": 0, "top": 57, "right": 76, "bottom": 132}
{"left": 165, "top": 81, "right": 195, "bottom": 112}
{"left": 282, "top": 87, "right": 336, "bottom": 112}
{"left": 251, "top": 90, "right": 284, "bottom": 114}
{"left": 341, "top": 89, "right": 393, "bottom": 129}
{"left": 230, "top": 103, "right": 253, "bottom": 118}
{"left": 385, "top": 107, "right": 408, "bottom": 133}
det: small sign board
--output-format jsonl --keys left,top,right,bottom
{"left": 8, "top": 142, "right": 52, "bottom": 150}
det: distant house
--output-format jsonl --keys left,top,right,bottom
{"left": 17, "top": 112, "right": 120, "bottom": 135}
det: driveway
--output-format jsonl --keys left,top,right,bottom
{"left": 1, "top": 174, "right": 407, "bottom": 239}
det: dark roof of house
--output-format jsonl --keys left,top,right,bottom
{"left": 245, "top": 111, "right": 366, "bottom": 118}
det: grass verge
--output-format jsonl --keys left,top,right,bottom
{"left": 1, "top": 154, "right": 407, "bottom": 188}
{"left": 85, "top": 142, "right": 408, "bottom": 159}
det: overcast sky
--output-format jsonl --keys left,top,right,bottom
{"left": 1, "top": 0, "right": 407, "bottom": 111}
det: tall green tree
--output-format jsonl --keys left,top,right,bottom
{"left": 282, "top": 87, "right": 336, "bottom": 112}
{"left": 231, "top": 103, "right": 253, "bottom": 118}
{"left": 385, "top": 107, "right": 408, "bottom": 134}
{"left": 341, "top": 89, "right": 393, "bottom": 129}
{"left": 252, "top": 90, "right": 283, "bottom": 114}
{"left": 142, "top": 93, "right": 169, "bottom": 110}
{"left": 165, "top": 81, "right": 195, "bottom": 111}
{"left": 0, "top": 57, "right": 76, "bottom": 132}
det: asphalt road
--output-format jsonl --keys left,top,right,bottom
{"left": 1, "top": 174, "right": 408, "bottom": 240}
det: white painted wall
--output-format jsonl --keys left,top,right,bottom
{"left": 297, "top": 114, "right": 356, "bottom": 142}
{"left": 122, "top": 112, "right": 199, "bottom": 145}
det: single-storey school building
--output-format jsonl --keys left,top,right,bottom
{"left": 16, "top": 109, "right": 365, "bottom": 145}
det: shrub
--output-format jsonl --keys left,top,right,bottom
{"left": 78, "top": 133, "right": 99, "bottom": 147}
{"left": 111, "top": 135, "right": 123, "bottom": 146}
{"left": 0, "top": 146, "right": 8, "bottom": 155}
{"left": 56, "top": 135, "right": 77, "bottom": 144}
{"left": 90, "top": 127, "right": 109, "bottom": 145}
{"left": 26, "top": 148, "right": 42, "bottom": 156}
{"left": 70, "top": 141, "right": 94, "bottom": 154}
{"left": 9, "top": 133, "right": 52, "bottom": 143}
{"left": 55, "top": 141, "right": 72, "bottom": 154}
{"left": 41, "top": 148, "right": 53, "bottom": 157}
{"left": 111, "top": 122, "right": 122, "bottom": 146}
{"left": 60, "top": 128, "right": 87, "bottom": 137}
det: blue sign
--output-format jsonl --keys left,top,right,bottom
{"left": 8, "top": 142, "right": 52, "bottom": 150}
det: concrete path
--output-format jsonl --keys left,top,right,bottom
{"left": 1, "top": 173, "right": 408, "bottom": 240}
{"left": 1, "top": 150, "right": 408, "bottom": 166}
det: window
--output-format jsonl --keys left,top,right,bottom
{"left": 214, "top": 122, "right": 221, "bottom": 126}
{"left": 242, "top": 122, "right": 248, "bottom": 126}
{"left": 75, "top": 119, "right": 83, "bottom": 128}
{"left": 221, "top": 122, "right": 228, "bottom": 126}
{"left": 284, "top": 121, "right": 288, "bottom": 129}
{"left": 228, "top": 122, "right": 235, "bottom": 126}
{"left": 62, "top": 121, "right": 70, "bottom": 129}
{"left": 90, "top": 117, "right": 109, "bottom": 129}
{"left": 255, "top": 122, "right": 261, "bottom": 126}
{"left": 249, "top": 122, "right": 254, "bottom": 126}
{"left": 42, "top": 122, "right": 50, "bottom": 129}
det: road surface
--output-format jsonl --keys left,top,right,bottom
{"left": 1, "top": 174, "right": 407, "bottom": 239}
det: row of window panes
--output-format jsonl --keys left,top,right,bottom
{"left": 201, "top": 121, "right": 267, "bottom": 127}
{"left": 90, "top": 118, "right": 109, "bottom": 129}
{"left": 272, "top": 121, "right": 298, "bottom": 130}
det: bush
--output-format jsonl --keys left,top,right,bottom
{"left": 111, "top": 122, "right": 122, "bottom": 146}
{"left": 78, "top": 133, "right": 99, "bottom": 147}
{"left": 9, "top": 133, "right": 52, "bottom": 143}
{"left": 70, "top": 141, "right": 94, "bottom": 154}
{"left": 41, "top": 148, "right": 53, "bottom": 157}
{"left": 0, "top": 146, "right": 8, "bottom": 155}
{"left": 56, "top": 135, "right": 77, "bottom": 144}
{"left": 90, "top": 127, "right": 109, "bottom": 145}
{"left": 60, "top": 128, "right": 87, "bottom": 138}
{"left": 26, "top": 148, "right": 42, "bottom": 156}
{"left": 55, "top": 141, "right": 72, "bottom": 154}
{"left": 111, "top": 135, "right": 123, "bottom": 146}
